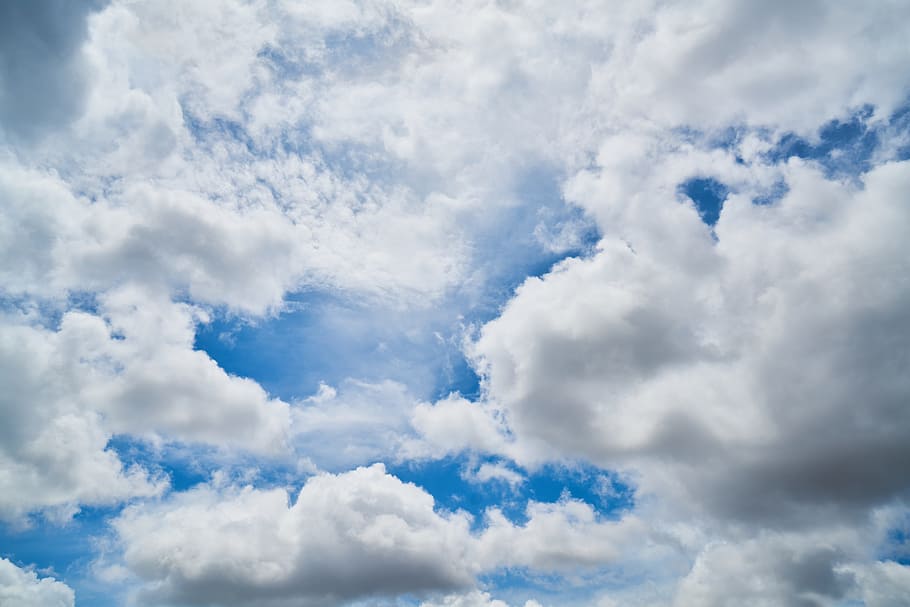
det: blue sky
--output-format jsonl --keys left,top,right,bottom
{"left": 2, "top": 2, "right": 910, "bottom": 607}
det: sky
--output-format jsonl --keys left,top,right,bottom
{"left": 1, "top": 1, "right": 910, "bottom": 606}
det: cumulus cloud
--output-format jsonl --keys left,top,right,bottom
{"left": 455, "top": 132, "right": 910, "bottom": 604}
{"left": 111, "top": 464, "right": 476, "bottom": 606}
{"left": 0, "top": 559, "right": 75, "bottom": 607}
{"left": 406, "top": 394, "right": 511, "bottom": 460}
{"left": 476, "top": 500, "right": 655, "bottom": 574}
{"left": 420, "top": 590, "right": 542, "bottom": 607}
{"left": 0, "top": 310, "right": 164, "bottom": 522}
{"left": 0, "top": 285, "right": 293, "bottom": 520}
{"left": 1, "top": 0, "right": 910, "bottom": 604}
{"left": 593, "top": 0, "right": 910, "bottom": 133}
{"left": 107, "top": 465, "right": 657, "bottom": 606}
{"left": 87, "top": 287, "right": 291, "bottom": 452}
{"left": 673, "top": 536, "right": 857, "bottom": 607}
{"left": 472, "top": 157, "right": 910, "bottom": 527}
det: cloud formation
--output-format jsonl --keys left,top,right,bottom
{"left": 108, "top": 464, "right": 651, "bottom": 606}
{"left": 0, "top": 559, "right": 74, "bottom": 607}
{"left": 470, "top": 158, "right": 910, "bottom": 526}
{"left": 0, "top": 0, "right": 909, "bottom": 605}
{"left": 0, "top": 0, "right": 107, "bottom": 141}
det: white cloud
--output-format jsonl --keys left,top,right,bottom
{"left": 86, "top": 286, "right": 292, "bottom": 453}
{"left": 291, "top": 379, "right": 417, "bottom": 470}
{"left": 111, "top": 464, "right": 476, "bottom": 606}
{"left": 435, "top": 151, "right": 910, "bottom": 604}
{"left": 0, "top": 310, "right": 164, "bottom": 522}
{"left": 672, "top": 535, "right": 857, "bottom": 607}
{"left": 471, "top": 159, "right": 910, "bottom": 528}
{"left": 592, "top": 0, "right": 910, "bottom": 133}
{"left": 0, "top": 283, "right": 293, "bottom": 520}
{"left": 107, "top": 465, "right": 660, "bottom": 605}
{"left": 476, "top": 499, "right": 656, "bottom": 575}
{"left": 850, "top": 561, "right": 910, "bottom": 607}
{"left": 1, "top": 0, "right": 910, "bottom": 604}
{"left": 406, "top": 394, "right": 511, "bottom": 459}
{"left": 420, "top": 590, "right": 543, "bottom": 607}
{"left": 0, "top": 559, "right": 75, "bottom": 607}
{"left": 465, "top": 462, "right": 525, "bottom": 488}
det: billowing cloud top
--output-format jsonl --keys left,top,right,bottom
{"left": 1, "top": 1, "right": 910, "bottom": 607}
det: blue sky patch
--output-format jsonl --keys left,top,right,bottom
{"left": 765, "top": 105, "right": 880, "bottom": 178}
{"left": 678, "top": 177, "right": 729, "bottom": 226}
{"left": 0, "top": 507, "right": 119, "bottom": 607}
{"left": 389, "top": 456, "right": 635, "bottom": 529}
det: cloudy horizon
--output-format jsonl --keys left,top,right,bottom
{"left": 1, "top": 1, "right": 909, "bottom": 606}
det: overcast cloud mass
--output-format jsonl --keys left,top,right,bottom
{"left": 1, "top": 1, "right": 910, "bottom": 606}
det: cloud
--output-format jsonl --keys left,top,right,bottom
{"left": 465, "top": 462, "right": 525, "bottom": 488}
{"left": 593, "top": 0, "right": 910, "bottom": 133}
{"left": 470, "top": 158, "right": 910, "bottom": 529}
{"left": 0, "top": 0, "right": 108, "bottom": 141}
{"left": 107, "top": 465, "right": 657, "bottom": 606}
{"left": 420, "top": 590, "right": 542, "bottom": 607}
{"left": 850, "top": 561, "right": 910, "bottom": 607}
{"left": 0, "top": 559, "right": 75, "bottom": 607}
{"left": 0, "top": 310, "right": 164, "bottom": 522}
{"left": 1, "top": 0, "right": 910, "bottom": 604}
{"left": 476, "top": 499, "right": 655, "bottom": 575}
{"left": 0, "top": 284, "right": 294, "bottom": 521}
{"left": 86, "top": 287, "right": 292, "bottom": 453}
{"left": 673, "top": 535, "right": 856, "bottom": 607}
{"left": 111, "top": 464, "right": 476, "bottom": 606}
{"left": 291, "top": 379, "right": 418, "bottom": 470}
{"left": 406, "top": 394, "right": 511, "bottom": 460}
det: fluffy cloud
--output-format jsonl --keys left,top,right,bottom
{"left": 111, "top": 464, "right": 476, "bottom": 606}
{"left": 465, "top": 462, "right": 525, "bottom": 488}
{"left": 673, "top": 535, "right": 857, "bottom": 607}
{"left": 108, "top": 465, "right": 657, "bottom": 606}
{"left": 0, "top": 157, "right": 463, "bottom": 316}
{"left": 420, "top": 590, "right": 543, "bottom": 607}
{"left": 2, "top": 0, "right": 910, "bottom": 604}
{"left": 86, "top": 287, "right": 292, "bottom": 452}
{"left": 850, "top": 561, "right": 910, "bottom": 607}
{"left": 406, "top": 394, "right": 511, "bottom": 460}
{"left": 477, "top": 500, "right": 655, "bottom": 575}
{"left": 471, "top": 158, "right": 910, "bottom": 528}
{"left": 421, "top": 139, "right": 910, "bottom": 605}
{"left": 0, "top": 285, "right": 291, "bottom": 521}
{"left": 0, "top": 559, "right": 75, "bottom": 607}
{"left": 0, "top": 311, "right": 163, "bottom": 522}
{"left": 591, "top": 0, "right": 910, "bottom": 133}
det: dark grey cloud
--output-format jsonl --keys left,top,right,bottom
{"left": 0, "top": 0, "right": 107, "bottom": 140}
